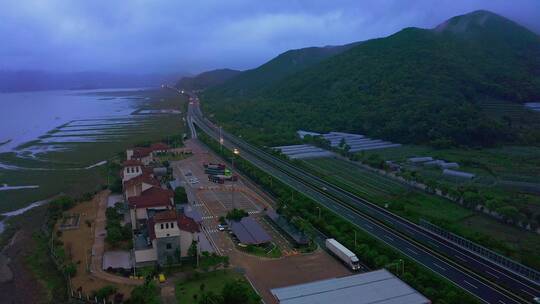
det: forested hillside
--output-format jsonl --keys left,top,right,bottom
{"left": 202, "top": 10, "right": 540, "bottom": 147}
{"left": 176, "top": 69, "right": 240, "bottom": 91}
{"left": 207, "top": 42, "right": 360, "bottom": 97}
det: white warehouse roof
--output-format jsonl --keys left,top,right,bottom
{"left": 271, "top": 269, "right": 430, "bottom": 304}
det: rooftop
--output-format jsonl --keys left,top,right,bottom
{"left": 153, "top": 209, "right": 178, "bottom": 222}
{"left": 150, "top": 142, "right": 170, "bottom": 151}
{"left": 123, "top": 159, "right": 143, "bottom": 166}
{"left": 183, "top": 204, "right": 203, "bottom": 223}
{"left": 128, "top": 186, "right": 173, "bottom": 209}
{"left": 229, "top": 216, "right": 271, "bottom": 245}
{"left": 123, "top": 173, "right": 159, "bottom": 188}
{"left": 271, "top": 269, "right": 430, "bottom": 304}
{"left": 177, "top": 213, "right": 200, "bottom": 233}
{"left": 266, "top": 210, "right": 309, "bottom": 245}
{"left": 131, "top": 147, "right": 153, "bottom": 158}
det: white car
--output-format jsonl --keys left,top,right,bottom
{"left": 217, "top": 224, "right": 226, "bottom": 231}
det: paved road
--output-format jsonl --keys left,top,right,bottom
{"left": 181, "top": 92, "right": 540, "bottom": 304}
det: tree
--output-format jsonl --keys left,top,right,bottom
{"left": 105, "top": 225, "right": 123, "bottom": 246}
{"left": 188, "top": 240, "right": 198, "bottom": 260}
{"left": 175, "top": 247, "right": 182, "bottom": 263}
{"left": 93, "top": 285, "right": 117, "bottom": 301}
{"left": 127, "top": 281, "right": 160, "bottom": 304}
{"left": 198, "top": 291, "right": 222, "bottom": 304}
{"left": 339, "top": 138, "right": 346, "bottom": 148}
{"left": 64, "top": 262, "right": 77, "bottom": 277}
{"left": 175, "top": 187, "right": 188, "bottom": 204}
{"left": 226, "top": 208, "right": 248, "bottom": 221}
{"left": 222, "top": 280, "right": 260, "bottom": 304}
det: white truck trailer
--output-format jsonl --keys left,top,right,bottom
{"left": 325, "top": 238, "right": 361, "bottom": 271}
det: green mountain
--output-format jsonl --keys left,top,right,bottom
{"left": 207, "top": 42, "right": 361, "bottom": 97}
{"left": 203, "top": 10, "right": 540, "bottom": 147}
{"left": 176, "top": 69, "right": 240, "bottom": 91}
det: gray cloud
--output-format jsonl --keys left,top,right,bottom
{"left": 1, "top": 0, "right": 539, "bottom": 74}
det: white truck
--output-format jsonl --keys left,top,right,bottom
{"left": 326, "top": 238, "right": 361, "bottom": 271}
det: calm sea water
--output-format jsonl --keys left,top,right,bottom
{"left": 0, "top": 88, "right": 146, "bottom": 153}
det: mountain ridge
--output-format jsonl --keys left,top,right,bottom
{"left": 202, "top": 10, "right": 540, "bottom": 147}
{"left": 175, "top": 68, "right": 241, "bottom": 91}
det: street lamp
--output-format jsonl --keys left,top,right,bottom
{"left": 219, "top": 126, "right": 223, "bottom": 152}
{"left": 231, "top": 148, "right": 240, "bottom": 210}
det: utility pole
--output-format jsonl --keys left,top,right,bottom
{"left": 316, "top": 206, "right": 321, "bottom": 220}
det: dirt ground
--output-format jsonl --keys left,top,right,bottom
{"left": 232, "top": 248, "right": 352, "bottom": 304}
{"left": 175, "top": 139, "right": 352, "bottom": 304}
{"left": 58, "top": 192, "right": 134, "bottom": 298}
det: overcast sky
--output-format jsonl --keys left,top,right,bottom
{"left": 2, "top": 0, "right": 539, "bottom": 75}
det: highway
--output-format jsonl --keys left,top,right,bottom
{"left": 177, "top": 89, "right": 539, "bottom": 304}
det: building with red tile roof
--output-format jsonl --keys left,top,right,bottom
{"left": 123, "top": 174, "right": 160, "bottom": 199}
{"left": 153, "top": 210, "right": 178, "bottom": 223}
{"left": 123, "top": 159, "right": 143, "bottom": 166}
{"left": 177, "top": 213, "right": 200, "bottom": 233}
{"left": 150, "top": 142, "right": 170, "bottom": 152}
{"left": 128, "top": 186, "right": 173, "bottom": 209}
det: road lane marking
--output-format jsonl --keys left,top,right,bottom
{"left": 498, "top": 301, "right": 507, "bottom": 304}
{"left": 365, "top": 224, "right": 373, "bottom": 229}
{"left": 486, "top": 271, "right": 499, "bottom": 279}
{"left": 405, "top": 248, "right": 419, "bottom": 255}
{"left": 521, "top": 288, "right": 535, "bottom": 298}
{"left": 463, "top": 280, "right": 478, "bottom": 289}
{"left": 433, "top": 263, "right": 447, "bottom": 271}
{"left": 454, "top": 255, "right": 468, "bottom": 262}
{"left": 384, "top": 235, "right": 394, "bottom": 241}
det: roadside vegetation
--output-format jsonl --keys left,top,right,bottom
{"left": 198, "top": 131, "right": 479, "bottom": 303}
{"left": 299, "top": 156, "right": 540, "bottom": 270}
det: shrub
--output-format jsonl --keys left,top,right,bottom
{"left": 225, "top": 208, "right": 248, "bottom": 221}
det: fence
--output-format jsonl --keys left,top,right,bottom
{"left": 420, "top": 219, "right": 540, "bottom": 284}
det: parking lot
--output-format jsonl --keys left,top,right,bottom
{"left": 172, "top": 139, "right": 352, "bottom": 303}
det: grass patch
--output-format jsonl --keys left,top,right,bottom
{"left": 302, "top": 158, "right": 473, "bottom": 223}
{"left": 175, "top": 270, "right": 260, "bottom": 304}
{"left": 238, "top": 242, "right": 282, "bottom": 259}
